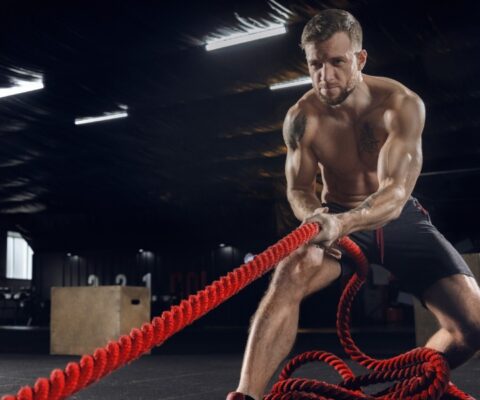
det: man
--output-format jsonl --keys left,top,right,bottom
{"left": 226, "top": 9, "right": 480, "bottom": 400}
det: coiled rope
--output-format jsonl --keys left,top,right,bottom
{"left": 0, "top": 223, "right": 473, "bottom": 399}
{"left": 264, "top": 236, "right": 473, "bottom": 399}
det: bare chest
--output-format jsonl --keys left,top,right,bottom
{"left": 311, "top": 115, "right": 389, "bottom": 174}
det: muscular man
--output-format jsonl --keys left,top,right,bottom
{"left": 227, "top": 9, "right": 480, "bottom": 400}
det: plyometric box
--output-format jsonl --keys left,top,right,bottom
{"left": 51, "top": 286, "right": 150, "bottom": 355}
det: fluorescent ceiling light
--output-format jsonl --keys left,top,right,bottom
{"left": 75, "top": 111, "right": 128, "bottom": 125}
{"left": 0, "top": 77, "right": 44, "bottom": 99}
{"left": 206, "top": 24, "right": 286, "bottom": 51}
{"left": 270, "top": 76, "right": 312, "bottom": 90}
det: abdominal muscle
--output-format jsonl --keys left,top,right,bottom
{"left": 320, "top": 167, "right": 379, "bottom": 209}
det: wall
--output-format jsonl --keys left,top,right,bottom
{"left": 32, "top": 242, "right": 344, "bottom": 329}
{"left": 33, "top": 244, "right": 256, "bottom": 326}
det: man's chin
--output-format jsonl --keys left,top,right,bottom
{"left": 318, "top": 93, "right": 346, "bottom": 106}
{"left": 316, "top": 87, "right": 354, "bottom": 106}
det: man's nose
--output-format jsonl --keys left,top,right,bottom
{"left": 320, "top": 63, "right": 335, "bottom": 82}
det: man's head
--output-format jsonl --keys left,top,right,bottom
{"left": 301, "top": 9, "right": 367, "bottom": 106}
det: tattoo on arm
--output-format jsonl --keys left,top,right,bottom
{"left": 285, "top": 112, "right": 307, "bottom": 150}
{"left": 359, "top": 123, "right": 380, "bottom": 154}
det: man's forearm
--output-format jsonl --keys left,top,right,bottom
{"left": 287, "top": 189, "right": 323, "bottom": 221}
{"left": 337, "top": 184, "right": 408, "bottom": 235}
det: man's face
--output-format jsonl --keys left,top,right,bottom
{"left": 305, "top": 32, "right": 365, "bottom": 106}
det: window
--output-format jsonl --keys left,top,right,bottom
{"left": 6, "top": 231, "right": 33, "bottom": 280}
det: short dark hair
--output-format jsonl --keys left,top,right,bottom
{"left": 300, "top": 9, "right": 363, "bottom": 51}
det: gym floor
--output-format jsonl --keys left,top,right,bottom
{"left": 0, "top": 354, "right": 478, "bottom": 399}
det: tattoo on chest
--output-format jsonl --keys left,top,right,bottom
{"left": 285, "top": 112, "right": 306, "bottom": 150}
{"left": 359, "top": 123, "right": 380, "bottom": 154}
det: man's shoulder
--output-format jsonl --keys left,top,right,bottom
{"left": 366, "top": 75, "right": 424, "bottom": 109}
{"left": 367, "top": 75, "right": 426, "bottom": 137}
{"left": 286, "top": 89, "right": 320, "bottom": 118}
{"left": 376, "top": 78, "right": 425, "bottom": 123}
{"left": 283, "top": 90, "right": 320, "bottom": 149}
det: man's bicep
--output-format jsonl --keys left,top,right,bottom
{"left": 378, "top": 96, "right": 425, "bottom": 194}
{"left": 378, "top": 136, "right": 422, "bottom": 192}
{"left": 283, "top": 105, "right": 318, "bottom": 192}
{"left": 285, "top": 146, "right": 318, "bottom": 192}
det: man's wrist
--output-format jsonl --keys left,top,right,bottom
{"left": 298, "top": 205, "right": 328, "bottom": 222}
{"left": 336, "top": 212, "right": 354, "bottom": 237}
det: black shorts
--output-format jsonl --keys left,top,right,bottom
{"left": 325, "top": 197, "right": 474, "bottom": 301}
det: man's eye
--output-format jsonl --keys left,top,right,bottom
{"left": 333, "top": 59, "right": 344, "bottom": 65}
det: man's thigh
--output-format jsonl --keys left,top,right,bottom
{"left": 423, "top": 274, "right": 480, "bottom": 332}
{"left": 271, "top": 245, "right": 341, "bottom": 297}
{"left": 381, "top": 199, "right": 474, "bottom": 298}
{"left": 304, "top": 253, "right": 342, "bottom": 297}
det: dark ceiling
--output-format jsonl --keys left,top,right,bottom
{"left": 1, "top": 0, "right": 479, "bottom": 251}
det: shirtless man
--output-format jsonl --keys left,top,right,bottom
{"left": 226, "top": 9, "right": 480, "bottom": 400}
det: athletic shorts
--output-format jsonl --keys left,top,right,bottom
{"left": 325, "top": 197, "right": 474, "bottom": 301}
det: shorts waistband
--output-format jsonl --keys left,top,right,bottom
{"left": 322, "top": 196, "right": 417, "bottom": 214}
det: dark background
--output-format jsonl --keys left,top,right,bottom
{"left": 0, "top": 0, "right": 479, "bottom": 334}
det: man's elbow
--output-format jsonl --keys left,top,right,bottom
{"left": 286, "top": 187, "right": 314, "bottom": 202}
{"left": 390, "top": 185, "right": 409, "bottom": 220}
{"left": 286, "top": 189, "right": 302, "bottom": 213}
{"left": 286, "top": 187, "right": 303, "bottom": 201}
{"left": 286, "top": 187, "right": 314, "bottom": 221}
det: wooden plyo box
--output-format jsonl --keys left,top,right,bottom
{"left": 51, "top": 286, "right": 150, "bottom": 355}
{"left": 414, "top": 253, "right": 480, "bottom": 348}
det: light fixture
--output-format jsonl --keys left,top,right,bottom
{"left": 0, "top": 77, "right": 44, "bottom": 99}
{"left": 219, "top": 243, "right": 226, "bottom": 248}
{"left": 269, "top": 76, "right": 312, "bottom": 90}
{"left": 206, "top": 24, "right": 287, "bottom": 51}
{"left": 74, "top": 110, "right": 128, "bottom": 125}
{"left": 138, "top": 249, "right": 144, "bottom": 253}
{"left": 205, "top": 0, "right": 294, "bottom": 52}
{"left": 67, "top": 253, "right": 72, "bottom": 257}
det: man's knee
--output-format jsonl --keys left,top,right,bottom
{"left": 269, "top": 245, "right": 326, "bottom": 300}
{"left": 458, "top": 322, "right": 480, "bottom": 352}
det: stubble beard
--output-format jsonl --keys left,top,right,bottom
{"left": 316, "top": 74, "right": 359, "bottom": 107}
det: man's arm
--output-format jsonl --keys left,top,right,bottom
{"left": 337, "top": 94, "right": 426, "bottom": 235}
{"left": 283, "top": 105, "right": 323, "bottom": 221}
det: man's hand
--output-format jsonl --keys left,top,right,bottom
{"left": 303, "top": 207, "right": 344, "bottom": 259}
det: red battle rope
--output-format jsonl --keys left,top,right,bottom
{"left": 264, "top": 236, "right": 473, "bottom": 400}
{"left": 0, "top": 223, "right": 474, "bottom": 399}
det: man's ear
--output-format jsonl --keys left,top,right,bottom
{"left": 357, "top": 49, "right": 368, "bottom": 71}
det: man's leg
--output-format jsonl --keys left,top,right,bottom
{"left": 423, "top": 274, "right": 480, "bottom": 368}
{"left": 234, "top": 245, "right": 341, "bottom": 400}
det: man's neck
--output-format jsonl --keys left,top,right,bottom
{"left": 328, "top": 78, "right": 372, "bottom": 119}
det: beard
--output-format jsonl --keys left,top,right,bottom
{"left": 316, "top": 75, "right": 358, "bottom": 106}
{"left": 318, "top": 86, "right": 354, "bottom": 106}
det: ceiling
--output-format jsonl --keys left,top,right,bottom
{"left": 1, "top": 0, "right": 479, "bottom": 251}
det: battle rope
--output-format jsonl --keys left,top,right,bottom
{"left": 1, "top": 223, "right": 318, "bottom": 400}
{"left": 264, "top": 236, "right": 473, "bottom": 400}
{"left": 0, "top": 223, "right": 473, "bottom": 399}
